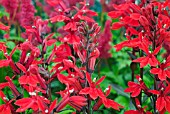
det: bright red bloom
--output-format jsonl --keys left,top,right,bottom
{"left": 79, "top": 72, "right": 106, "bottom": 100}
{"left": 0, "top": 45, "right": 20, "bottom": 74}
{"left": 0, "top": 76, "right": 22, "bottom": 99}
{"left": 0, "top": 90, "right": 16, "bottom": 114}
{"left": 133, "top": 44, "right": 161, "bottom": 68}
{"left": 150, "top": 55, "right": 170, "bottom": 80}
{"left": 57, "top": 73, "right": 82, "bottom": 92}
{"left": 149, "top": 85, "right": 170, "bottom": 113}
{"left": 15, "top": 95, "right": 50, "bottom": 112}
{"left": 56, "top": 88, "right": 87, "bottom": 112}
{"left": 24, "top": 18, "right": 50, "bottom": 45}
{"left": 124, "top": 76, "right": 150, "bottom": 97}
{"left": 124, "top": 98, "right": 152, "bottom": 114}
{"left": 16, "top": 63, "right": 39, "bottom": 87}
{"left": 0, "top": 23, "right": 10, "bottom": 31}
{"left": 93, "top": 85, "right": 124, "bottom": 111}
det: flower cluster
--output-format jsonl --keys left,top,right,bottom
{"left": 109, "top": 0, "right": 170, "bottom": 113}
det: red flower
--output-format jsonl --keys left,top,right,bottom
{"left": 88, "top": 48, "right": 100, "bottom": 71}
{"left": 114, "top": 32, "right": 148, "bottom": 52}
{"left": 149, "top": 85, "right": 170, "bottom": 113}
{"left": 93, "top": 85, "right": 124, "bottom": 111}
{"left": 0, "top": 76, "right": 22, "bottom": 99}
{"left": 15, "top": 95, "right": 50, "bottom": 112}
{"left": 133, "top": 44, "right": 161, "bottom": 68}
{"left": 0, "top": 45, "right": 20, "bottom": 74}
{"left": 124, "top": 98, "right": 152, "bottom": 114}
{"left": 124, "top": 76, "right": 150, "bottom": 97}
{"left": 16, "top": 63, "right": 39, "bottom": 87}
{"left": 79, "top": 72, "right": 105, "bottom": 100}
{"left": 150, "top": 55, "right": 170, "bottom": 80}
{"left": 57, "top": 73, "right": 82, "bottom": 92}
{"left": 56, "top": 88, "right": 87, "bottom": 112}
{"left": 0, "top": 23, "right": 10, "bottom": 31}
{"left": 0, "top": 90, "right": 16, "bottom": 114}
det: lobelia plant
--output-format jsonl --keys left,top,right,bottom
{"left": 108, "top": 0, "right": 170, "bottom": 114}
{"left": 0, "top": 0, "right": 123, "bottom": 114}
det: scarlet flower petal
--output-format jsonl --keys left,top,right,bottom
{"left": 150, "top": 68, "right": 160, "bottom": 74}
{"left": 130, "top": 13, "right": 141, "bottom": 20}
{"left": 0, "top": 60, "right": 10, "bottom": 68}
{"left": 16, "top": 63, "right": 27, "bottom": 73}
{"left": 95, "top": 76, "right": 106, "bottom": 85}
{"left": 79, "top": 87, "right": 90, "bottom": 95}
{"left": 156, "top": 97, "right": 165, "bottom": 111}
{"left": 112, "top": 22, "right": 124, "bottom": 30}
{"left": 50, "top": 15, "right": 69, "bottom": 23}
{"left": 148, "top": 90, "right": 160, "bottom": 95}
{"left": 0, "top": 23, "right": 10, "bottom": 31}
{"left": 153, "top": 45, "right": 162, "bottom": 55}
{"left": 89, "top": 88, "right": 98, "bottom": 100}
{"left": 49, "top": 99, "right": 57, "bottom": 113}
{"left": 108, "top": 11, "right": 122, "bottom": 18}
{"left": 15, "top": 98, "right": 35, "bottom": 112}
{"left": 131, "top": 87, "right": 141, "bottom": 97}
{"left": 46, "top": 39, "right": 57, "bottom": 46}
{"left": 124, "top": 110, "right": 139, "bottom": 114}
{"left": 165, "top": 98, "right": 170, "bottom": 112}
